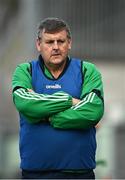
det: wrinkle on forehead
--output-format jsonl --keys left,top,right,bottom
{"left": 41, "top": 29, "right": 69, "bottom": 40}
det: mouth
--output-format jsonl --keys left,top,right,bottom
{"left": 51, "top": 54, "right": 62, "bottom": 58}
{"left": 51, "top": 53, "right": 61, "bottom": 56}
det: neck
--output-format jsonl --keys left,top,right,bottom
{"left": 44, "top": 61, "right": 66, "bottom": 79}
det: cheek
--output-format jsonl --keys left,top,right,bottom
{"left": 62, "top": 45, "right": 70, "bottom": 54}
{"left": 40, "top": 46, "right": 51, "bottom": 59}
{"left": 40, "top": 45, "right": 49, "bottom": 52}
{"left": 40, "top": 45, "right": 50, "bottom": 53}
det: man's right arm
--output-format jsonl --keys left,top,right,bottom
{"left": 12, "top": 63, "right": 72, "bottom": 124}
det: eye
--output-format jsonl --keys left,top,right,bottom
{"left": 46, "top": 40, "right": 54, "bottom": 44}
{"left": 57, "top": 40, "right": 65, "bottom": 44}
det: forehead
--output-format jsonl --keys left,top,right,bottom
{"left": 41, "top": 29, "right": 68, "bottom": 40}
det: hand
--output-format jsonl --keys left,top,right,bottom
{"left": 27, "top": 88, "right": 34, "bottom": 92}
{"left": 72, "top": 98, "right": 80, "bottom": 106}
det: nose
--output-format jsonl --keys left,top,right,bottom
{"left": 53, "top": 41, "right": 59, "bottom": 49}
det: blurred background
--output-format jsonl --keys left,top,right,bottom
{"left": 0, "top": 0, "right": 125, "bottom": 178}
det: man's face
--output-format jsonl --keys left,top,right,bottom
{"left": 36, "top": 29, "right": 72, "bottom": 67}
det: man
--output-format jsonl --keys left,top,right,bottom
{"left": 12, "top": 17, "right": 104, "bottom": 179}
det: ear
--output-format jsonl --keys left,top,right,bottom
{"left": 68, "top": 39, "right": 72, "bottom": 50}
{"left": 36, "top": 39, "right": 41, "bottom": 52}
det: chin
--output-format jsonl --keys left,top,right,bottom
{"left": 52, "top": 58, "right": 64, "bottom": 64}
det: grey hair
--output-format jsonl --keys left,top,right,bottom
{"left": 36, "top": 17, "right": 72, "bottom": 39}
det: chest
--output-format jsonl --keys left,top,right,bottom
{"left": 31, "top": 60, "right": 83, "bottom": 99}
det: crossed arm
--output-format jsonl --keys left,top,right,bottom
{"left": 12, "top": 62, "right": 104, "bottom": 129}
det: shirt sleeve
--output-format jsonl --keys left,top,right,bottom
{"left": 50, "top": 61, "right": 104, "bottom": 130}
{"left": 12, "top": 63, "right": 72, "bottom": 124}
